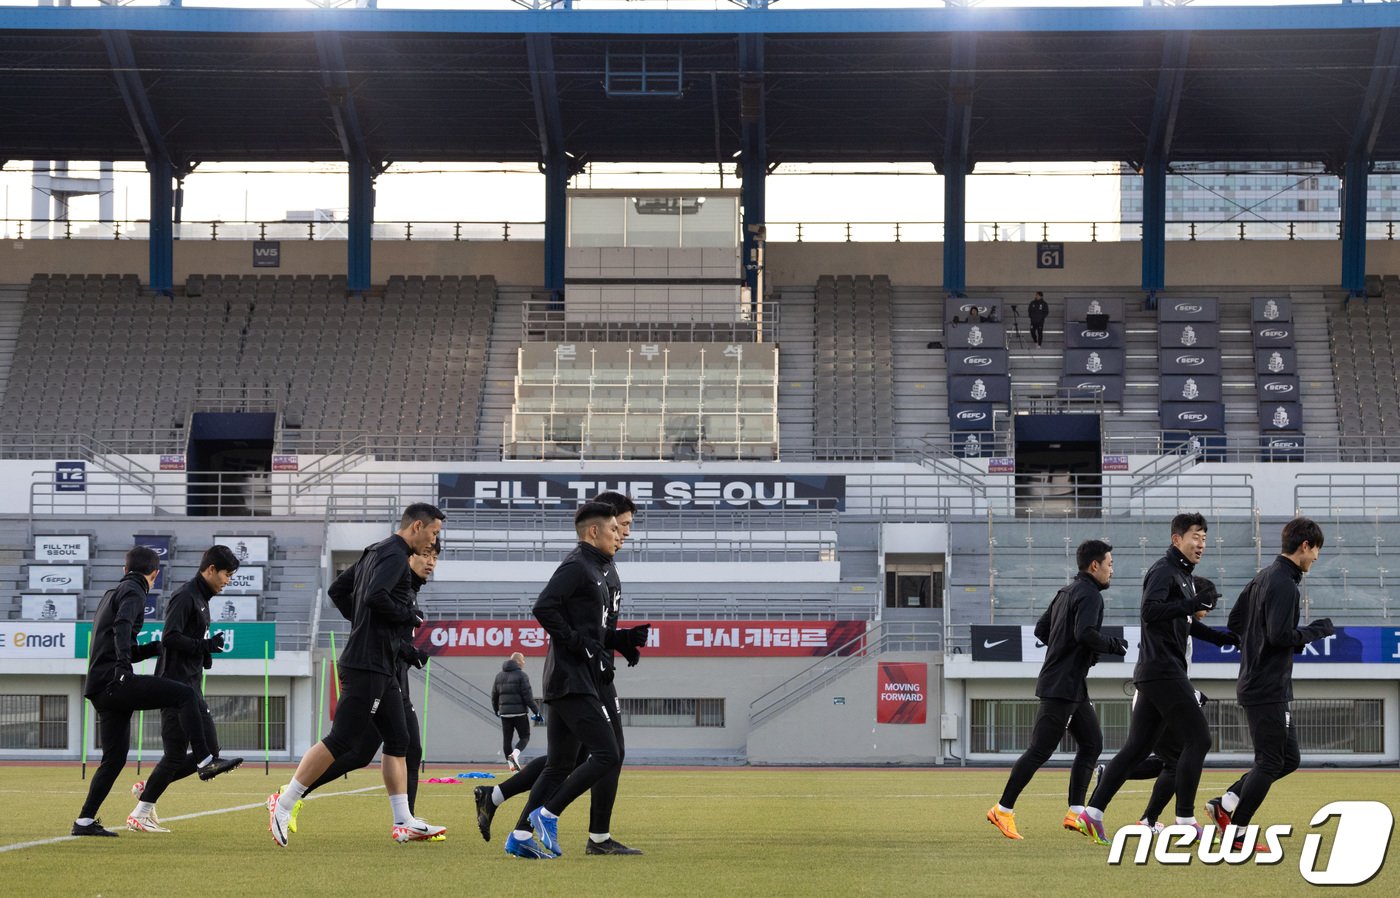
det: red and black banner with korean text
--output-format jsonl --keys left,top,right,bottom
{"left": 414, "top": 619, "right": 868, "bottom": 658}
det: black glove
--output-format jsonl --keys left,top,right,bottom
{"left": 203, "top": 654, "right": 214, "bottom": 670}
{"left": 626, "top": 624, "right": 651, "bottom": 648}
{"left": 203, "top": 632, "right": 226, "bottom": 653}
{"left": 1108, "top": 636, "right": 1129, "bottom": 656}
{"left": 406, "top": 647, "right": 430, "bottom": 669}
{"left": 568, "top": 633, "right": 603, "bottom": 660}
{"left": 113, "top": 659, "right": 133, "bottom": 688}
{"left": 1191, "top": 576, "right": 1221, "bottom": 611}
{"left": 1305, "top": 618, "right": 1336, "bottom": 639}
{"left": 618, "top": 642, "right": 641, "bottom": 667}
{"left": 1218, "top": 630, "right": 1241, "bottom": 647}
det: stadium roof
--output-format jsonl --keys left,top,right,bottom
{"left": 4, "top": 4, "right": 1400, "bottom": 170}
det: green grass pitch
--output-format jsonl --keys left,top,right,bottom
{"left": 1, "top": 764, "right": 1395, "bottom": 897}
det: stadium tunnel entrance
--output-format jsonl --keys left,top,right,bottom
{"left": 1013, "top": 413, "right": 1102, "bottom": 517}
{"left": 186, "top": 412, "right": 276, "bottom": 516}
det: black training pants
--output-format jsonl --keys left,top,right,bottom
{"left": 306, "top": 688, "right": 422, "bottom": 811}
{"left": 584, "top": 683, "right": 627, "bottom": 835}
{"left": 1228, "top": 703, "right": 1299, "bottom": 831}
{"left": 322, "top": 668, "right": 409, "bottom": 759}
{"left": 501, "top": 715, "right": 531, "bottom": 759}
{"left": 80, "top": 675, "right": 212, "bottom": 820}
{"left": 138, "top": 685, "right": 221, "bottom": 804}
{"left": 1088, "top": 678, "right": 1211, "bottom": 821}
{"left": 998, "top": 697, "right": 1102, "bottom": 810}
{"left": 515, "top": 693, "right": 620, "bottom": 828}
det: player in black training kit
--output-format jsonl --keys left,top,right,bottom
{"left": 267, "top": 503, "right": 444, "bottom": 847}
{"left": 1203, "top": 517, "right": 1333, "bottom": 850}
{"left": 285, "top": 540, "right": 439, "bottom": 838}
{"left": 987, "top": 540, "right": 1125, "bottom": 840}
{"left": 477, "top": 491, "right": 648, "bottom": 856}
{"left": 126, "top": 545, "right": 246, "bottom": 833}
{"left": 72, "top": 547, "right": 241, "bottom": 837}
{"left": 1076, "top": 513, "right": 1231, "bottom": 846}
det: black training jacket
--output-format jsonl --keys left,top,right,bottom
{"left": 534, "top": 541, "right": 615, "bottom": 702}
{"left": 84, "top": 571, "right": 161, "bottom": 698}
{"left": 1033, "top": 572, "right": 1119, "bottom": 701}
{"left": 1133, "top": 546, "right": 1202, "bottom": 684}
{"left": 155, "top": 574, "right": 216, "bottom": 687}
{"left": 337, "top": 535, "right": 421, "bottom": 676}
{"left": 492, "top": 658, "right": 541, "bottom": 717}
{"left": 1028, "top": 298, "right": 1049, "bottom": 324}
{"left": 1228, "top": 555, "right": 1320, "bottom": 706}
{"left": 329, "top": 551, "right": 424, "bottom": 698}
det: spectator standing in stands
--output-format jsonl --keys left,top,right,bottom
{"left": 267, "top": 503, "right": 446, "bottom": 847}
{"left": 1204, "top": 517, "right": 1334, "bottom": 852}
{"left": 126, "top": 545, "right": 246, "bottom": 833}
{"left": 72, "top": 546, "right": 242, "bottom": 837}
{"left": 284, "top": 540, "right": 439, "bottom": 839}
{"left": 987, "top": 539, "right": 1124, "bottom": 841}
{"left": 475, "top": 491, "right": 648, "bottom": 857}
{"left": 1028, "top": 291, "right": 1049, "bottom": 347}
{"left": 493, "top": 652, "right": 543, "bottom": 772}
{"left": 1075, "top": 513, "right": 1220, "bottom": 846}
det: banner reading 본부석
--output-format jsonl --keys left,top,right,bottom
{"left": 876, "top": 661, "right": 927, "bottom": 724}
{"left": 416, "top": 619, "right": 868, "bottom": 658}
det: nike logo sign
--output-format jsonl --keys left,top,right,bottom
{"left": 983, "top": 639, "right": 1010, "bottom": 649}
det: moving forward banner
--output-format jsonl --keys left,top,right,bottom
{"left": 416, "top": 619, "right": 868, "bottom": 658}
{"left": 876, "top": 661, "right": 927, "bottom": 724}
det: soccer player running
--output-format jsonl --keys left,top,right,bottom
{"left": 72, "top": 547, "right": 241, "bottom": 837}
{"left": 987, "top": 539, "right": 1125, "bottom": 840}
{"left": 267, "top": 503, "right": 445, "bottom": 847}
{"left": 477, "top": 491, "right": 649, "bottom": 855}
{"left": 126, "top": 545, "right": 247, "bottom": 833}
{"left": 284, "top": 540, "right": 439, "bottom": 838}
{"left": 1075, "top": 512, "right": 1220, "bottom": 845}
{"left": 502, "top": 501, "right": 631, "bottom": 859}
{"left": 1203, "top": 517, "right": 1334, "bottom": 850}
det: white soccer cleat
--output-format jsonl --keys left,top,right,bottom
{"left": 127, "top": 812, "right": 171, "bottom": 833}
{"left": 391, "top": 818, "right": 447, "bottom": 843}
{"left": 268, "top": 791, "right": 292, "bottom": 847}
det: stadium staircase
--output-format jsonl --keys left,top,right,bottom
{"left": 0, "top": 285, "right": 26, "bottom": 408}
{"left": 477, "top": 286, "right": 532, "bottom": 454}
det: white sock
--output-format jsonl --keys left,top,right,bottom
{"left": 389, "top": 793, "right": 412, "bottom": 825}
{"left": 1068, "top": 805, "right": 1084, "bottom": 815}
{"left": 1176, "top": 816, "right": 1197, "bottom": 826}
{"left": 1221, "top": 791, "right": 1240, "bottom": 814}
{"left": 491, "top": 786, "right": 504, "bottom": 806}
{"left": 590, "top": 832, "right": 611, "bottom": 843}
{"left": 75, "top": 817, "right": 95, "bottom": 827}
{"left": 277, "top": 778, "right": 308, "bottom": 812}
{"left": 1085, "top": 807, "right": 1104, "bottom": 822}
{"left": 536, "top": 807, "right": 558, "bottom": 820}
{"left": 513, "top": 829, "right": 534, "bottom": 841}
{"left": 996, "top": 804, "right": 1013, "bottom": 815}
{"left": 135, "top": 801, "right": 155, "bottom": 817}
{"left": 196, "top": 754, "right": 214, "bottom": 767}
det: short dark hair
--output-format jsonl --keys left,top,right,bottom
{"left": 400, "top": 503, "right": 445, "bottom": 530}
{"left": 200, "top": 545, "right": 240, "bottom": 574}
{"left": 1171, "top": 512, "right": 1207, "bottom": 537}
{"left": 1282, "top": 516, "right": 1324, "bottom": 554}
{"left": 425, "top": 538, "right": 443, "bottom": 556}
{"left": 125, "top": 545, "right": 161, "bottom": 576}
{"left": 593, "top": 491, "right": 637, "bottom": 516}
{"left": 574, "top": 500, "right": 616, "bottom": 536}
{"left": 1076, "top": 539, "right": 1112, "bottom": 572}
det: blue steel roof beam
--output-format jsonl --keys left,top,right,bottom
{"left": 101, "top": 30, "right": 171, "bottom": 166}
{"left": 315, "top": 31, "right": 371, "bottom": 164}
{"left": 526, "top": 33, "right": 567, "bottom": 165}
{"left": 1144, "top": 31, "right": 1189, "bottom": 167}
{"left": 940, "top": 32, "right": 975, "bottom": 173}
{"left": 1347, "top": 29, "right": 1400, "bottom": 165}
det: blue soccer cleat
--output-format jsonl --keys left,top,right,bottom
{"left": 528, "top": 807, "right": 561, "bottom": 856}
{"left": 505, "top": 832, "right": 557, "bottom": 860}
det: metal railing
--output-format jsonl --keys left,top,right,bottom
{"left": 522, "top": 298, "right": 778, "bottom": 343}
{"left": 408, "top": 664, "right": 497, "bottom": 727}
{"left": 2, "top": 218, "right": 541, "bottom": 243}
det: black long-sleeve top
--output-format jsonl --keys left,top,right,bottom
{"left": 1228, "top": 555, "right": 1322, "bottom": 706}
{"left": 337, "top": 535, "right": 421, "bottom": 676}
{"left": 1133, "top": 546, "right": 1204, "bottom": 684}
{"left": 155, "top": 574, "right": 216, "bottom": 687}
{"left": 533, "top": 542, "right": 615, "bottom": 702}
{"left": 1033, "top": 571, "right": 1119, "bottom": 701}
{"left": 84, "top": 571, "right": 161, "bottom": 698}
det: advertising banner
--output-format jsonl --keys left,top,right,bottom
{"left": 21, "top": 594, "right": 78, "bottom": 620}
{"left": 944, "top": 297, "right": 1000, "bottom": 323}
{"left": 416, "top": 619, "right": 868, "bottom": 658}
{"left": 55, "top": 461, "right": 85, "bottom": 493}
{"left": 34, "top": 535, "right": 90, "bottom": 562}
{"left": 135, "top": 534, "right": 172, "bottom": 592}
{"left": 1160, "top": 401, "right": 1225, "bottom": 432}
{"left": 1057, "top": 375, "right": 1124, "bottom": 403}
{"left": 0, "top": 622, "right": 75, "bottom": 658}
{"left": 876, "top": 661, "right": 928, "bottom": 724}
{"left": 1159, "top": 322, "right": 1218, "bottom": 349}
{"left": 1063, "top": 297, "right": 1124, "bottom": 323}
{"left": 159, "top": 454, "right": 186, "bottom": 471}
{"left": 28, "top": 564, "right": 83, "bottom": 592}
{"left": 210, "top": 595, "right": 260, "bottom": 622}
{"left": 944, "top": 322, "right": 1006, "bottom": 349}
{"left": 1159, "top": 349, "right": 1222, "bottom": 376}
{"left": 439, "top": 473, "right": 846, "bottom": 511}
{"left": 223, "top": 566, "right": 264, "bottom": 594}
{"left": 215, "top": 536, "right": 271, "bottom": 565}
{"left": 1159, "top": 298, "right": 1219, "bottom": 322}
{"left": 1257, "top": 375, "right": 1301, "bottom": 401}
{"left": 946, "top": 348, "right": 1009, "bottom": 376}
{"left": 948, "top": 403, "right": 995, "bottom": 431}
{"left": 1253, "top": 323, "right": 1295, "bottom": 347}
{"left": 1259, "top": 434, "right": 1305, "bottom": 462}
{"left": 1256, "top": 348, "right": 1297, "bottom": 375}
{"left": 1063, "top": 323, "right": 1125, "bottom": 349}
{"left": 1260, "top": 402, "right": 1303, "bottom": 432}
{"left": 1064, "top": 348, "right": 1125, "bottom": 375}
{"left": 1252, "top": 296, "right": 1292, "bottom": 323}
{"left": 948, "top": 375, "right": 1011, "bottom": 404}
{"left": 73, "top": 621, "right": 276, "bottom": 660}
{"left": 1159, "top": 375, "right": 1222, "bottom": 403}
{"left": 970, "top": 625, "right": 1400, "bottom": 664}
